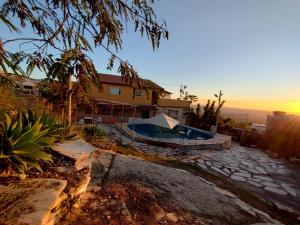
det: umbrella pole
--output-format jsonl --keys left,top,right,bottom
{"left": 120, "top": 104, "right": 124, "bottom": 144}
{"left": 131, "top": 106, "right": 136, "bottom": 147}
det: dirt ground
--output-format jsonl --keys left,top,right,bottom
{"left": 61, "top": 180, "right": 212, "bottom": 225}
{"left": 59, "top": 150, "right": 274, "bottom": 225}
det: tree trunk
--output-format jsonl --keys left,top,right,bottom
{"left": 66, "top": 74, "right": 72, "bottom": 126}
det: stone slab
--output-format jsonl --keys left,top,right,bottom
{"left": 231, "top": 175, "right": 246, "bottom": 182}
{"left": 0, "top": 178, "right": 67, "bottom": 225}
{"left": 281, "top": 183, "right": 297, "bottom": 197}
{"left": 264, "top": 187, "right": 287, "bottom": 195}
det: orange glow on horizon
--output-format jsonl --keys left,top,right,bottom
{"left": 196, "top": 98, "right": 300, "bottom": 115}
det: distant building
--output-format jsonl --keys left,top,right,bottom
{"left": 76, "top": 73, "right": 191, "bottom": 123}
{"left": 13, "top": 76, "right": 40, "bottom": 95}
{"left": 251, "top": 123, "right": 266, "bottom": 134}
{"left": 266, "top": 111, "right": 300, "bottom": 131}
{"left": 265, "top": 111, "right": 300, "bottom": 158}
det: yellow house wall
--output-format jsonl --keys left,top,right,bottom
{"left": 158, "top": 98, "right": 191, "bottom": 108}
{"left": 89, "top": 83, "right": 153, "bottom": 105}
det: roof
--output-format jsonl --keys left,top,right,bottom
{"left": 98, "top": 73, "right": 169, "bottom": 92}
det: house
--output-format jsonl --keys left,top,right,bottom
{"left": 76, "top": 73, "right": 191, "bottom": 123}
{"left": 13, "top": 76, "right": 39, "bottom": 95}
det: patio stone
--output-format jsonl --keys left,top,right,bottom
{"left": 211, "top": 166, "right": 229, "bottom": 176}
{"left": 264, "top": 187, "right": 287, "bottom": 195}
{"left": 262, "top": 182, "right": 279, "bottom": 188}
{"left": 233, "top": 172, "right": 251, "bottom": 178}
{"left": 231, "top": 175, "right": 246, "bottom": 182}
{"left": 205, "top": 161, "right": 212, "bottom": 166}
{"left": 248, "top": 178, "right": 261, "bottom": 183}
{"left": 107, "top": 125, "right": 300, "bottom": 215}
{"left": 255, "top": 167, "right": 268, "bottom": 175}
{"left": 223, "top": 168, "right": 231, "bottom": 174}
{"left": 241, "top": 160, "right": 253, "bottom": 167}
{"left": 247, "top": 181, "right": 262, "bottom": 187}
{"left": 253, "top": 175, "right": 273, "bottom": 182}
{"left": 281, "top": 183, "right": 297, "bottom": 197}
{"left": 197, "top": 163, "right": 207, "bottom": 170}
{"left": 197, "top": 159, "right": 205, "bottom": 164}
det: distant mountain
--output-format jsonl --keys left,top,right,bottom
{"left": 220, "top": 107, "right": 272, "bottom": 124}
{"left": 191, "top": 105, "right": 272, "bottom": 124}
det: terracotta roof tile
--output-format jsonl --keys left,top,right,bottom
{"left": 98, "top": 73, "right": 168, "bottom": 92}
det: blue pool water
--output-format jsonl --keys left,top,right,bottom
{"left": 127, "top": 123, "right": 212, "bottom": 140}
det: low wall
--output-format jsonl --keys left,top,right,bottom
{"left": 0, "top": 139, "right": 93, "bottom": 225}
{"left": 116, "top": 123, "right": 231, "bottom": 150}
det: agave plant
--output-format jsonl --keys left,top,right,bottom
{"left": 20, "top": 110, "right": 77, "bottom": 141}
{"left": 0, "top": 113, "right": 54, "bottom": 175}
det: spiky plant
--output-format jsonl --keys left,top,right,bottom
{"left": 0, "top": 113, "right": 54, "bottom": 176}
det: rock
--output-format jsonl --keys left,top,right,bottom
{"left": 205, "top": 161, "right": 212, "bottom": 166}
{"left": 223, "top": 168, "right": 231, "bottom": 174}
{"left": 253, "top": 175, "right": 273, "bottom": 182}
{"left": 214, "top": 187, "right": 236, "bottom": 198}
{"left": 241, "top": 160, "right": 253, "bottom": 167}
{"left": 235, "top": 199, "right": 256, "bottom": 216}
{"left": 255, "top": 167, "right": 268, "bottom": 175}
{"left": 289, "top": 157, "right": 300, "bottom": 163}
{"left": 166, "top": 213, "right": 178, "bottom": 222}
{"left": 264, "top": 187, "right": 287, "bottom": 195}
{"left": 273, "top": 201, "right": 300, "bottom": 217}
{"left": 54, "top": 166, "right": 66, "bottom": 173}
{"left": 155, "top": 209, "right": 165, "bottom": 220}
{"left": 231, "top": 175, "right": 246, "bottom": 182}
{"left": 52, "top": 139, "right": 94, "bottom": 171}
{"left": 197, "top": 159, "right": 205, "bottom": 164}
{"left": 234, "top": 172, "right": 251, "bottom": 178}
{"left": 197, "top": 176, "right": 214, "bottom": 185}
{"left": 281, "top": 183, "right": 297, "bottom": 197}
{"left": 1, "top": 178, "right": 68, "bottom": 225}
{"left": 197, "top": 163, "right": 208, "bottom": 170}
{"left": 211, "top": 166, "right": 229, "bottom": 176}
{"left": 250, "top": 223, "right": 275, "bottom": 225}
{"left": 87, "top": 186, "right": 102, "bottom": 192}
{"left": 248, "top": 181, "right": 262, "bottom": 187}
{"left": 262, "top": 182, "right": 279, "bottom": 188}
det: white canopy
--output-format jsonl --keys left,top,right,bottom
{"left": 145, "top": 113, "right": 180, "bottom": 129}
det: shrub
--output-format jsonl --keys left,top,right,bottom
{"left": 16, "top": 110, "right": 77, "bottom": 142}
{"left": 84, "top": 127, "right": 105, "bottom": 138}
{"left": 96, "top": 128, "right": 105, "bottom": 137}
{"left": 0, "top": 113, "right": 54, "bottom": 176}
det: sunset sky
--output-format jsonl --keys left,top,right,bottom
{"left": 2, "top": 0, "right": 300, "bottom": 114}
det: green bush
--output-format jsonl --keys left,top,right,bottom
{"left": 16, "top": 110, "right": 77, "bottom": 142}
{"left": 0, "top": 113, "right": 54, "bottom": 176}
{"left": 84, "top": 127, "right": 105, "bottom": 137}
{"left": 96, "top": 128, "right": 105, "bottom": 137}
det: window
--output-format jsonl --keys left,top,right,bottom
{"left": 134, "top": 89, "right": 143, "bottom": 97}
{"left": 110, "top": 87, "right": 121, "bottom": 95}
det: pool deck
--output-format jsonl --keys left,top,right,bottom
{"left": 115, "top": 122, "right": 232, "bottom": 150}
{"left": 104, "top": 124, "right": 300, "bottom": 219}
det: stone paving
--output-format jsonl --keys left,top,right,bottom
{"left": 104, "top": 125, "right": 300, "bottom": 215}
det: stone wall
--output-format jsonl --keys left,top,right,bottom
{"left": 116, "top": 123, "right": 231, "bottom": 150}
{"left": 0, "top": 139, "right": 93, "bottom": 225}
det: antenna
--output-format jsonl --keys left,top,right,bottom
{"left": 179, "top": 85, "right": 187, "bottom": 100}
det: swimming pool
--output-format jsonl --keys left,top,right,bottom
{"left": 127, "top": 123, "right": 212, "bottom": 140}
